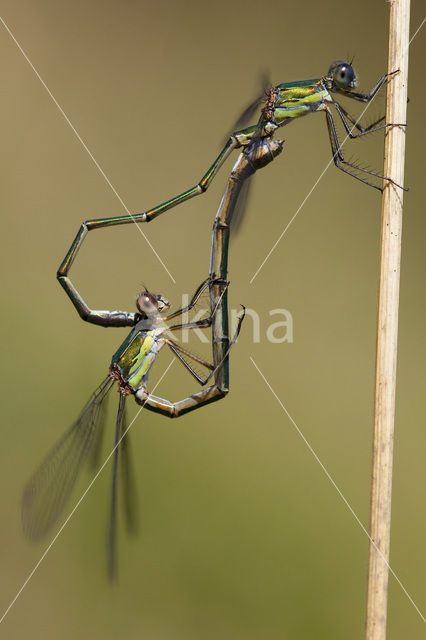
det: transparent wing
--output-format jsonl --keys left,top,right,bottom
{"left": 166, "top": 282, "right": 217, "bottom": 383}
{"left": 107, "top": 393, "right": 125, "bottom": 580}
{"left": 88, "top": 385, "right": 110, "bottom": 471}
{"left": 119, "top": 404, "right": 139, "bottom": 536}
{"left": 224, "top": 70, "right": 270, "bottom": 141}
{"left": 22, "top": 376, "right": 114, "bottom": 540}
{"left": 225, "top": 71, "right": 271, "bottom": 234}
{"left": 229, "top": 175, "right": 253, "bottom": 234}
{"left": 107, "top": 396, "right": 140, "bottom": 581}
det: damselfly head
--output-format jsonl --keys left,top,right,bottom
{"left": 136, "top": 290, "right": 170, "bottom": 315}
{"left": 327, "top": 61, "right": 358, "bottom": 91}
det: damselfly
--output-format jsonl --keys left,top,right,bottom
{"left": 22, "top": 277, "right": 244, "bottom": 579}
{"left": 60, "top": 61, "right": 404, "bottom": 245}
{"left": 22, "top": 138, "right": 282, "bottom": 578}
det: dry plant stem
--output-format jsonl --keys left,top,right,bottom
{"left": 365, "top": 1, "right": 410, "bottom": 638}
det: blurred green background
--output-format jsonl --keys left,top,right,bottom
{"left": 1, "top": 1, "right": 425, "bottom": 638}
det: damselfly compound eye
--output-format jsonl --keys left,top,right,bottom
{"left": 329, "top": 61, "right": 356, "bottom": 89}
{"left": 136, "top": 291, "right": 159, "bottom": 314}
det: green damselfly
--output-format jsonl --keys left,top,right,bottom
{"left": 22, "top": 278, "right": 245, "bottom": 579}
{"left": 58, "top": 61, "right": 405, "bottom": 245}
{"left": 42, "top": 61, "right": 406, "bottom": 301}
{"left": 22, "top": 138, "right": 282, "bottom": 579}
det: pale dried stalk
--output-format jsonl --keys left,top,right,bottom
{"left": 364, "top": 1, "right": 410, "bottom": 638}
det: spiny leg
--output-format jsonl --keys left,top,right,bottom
{"left": 167, "top": 281, "right": 229, "bottom": 331}
{"left": 332, "top": 100, "right": 385, "bottom": 135}
{"left": 163, "top": 277, "right": 211, "bottom": 322}
{"left": 168, "top": 317, "right": 213, "bottom": 332}
{"left": 150, "top": 283, "right": 235, "bottom": 388}
{"left": 166, "top": 305, "right": 246, "bottom": 386}
{"left": 325, "top": 108, "right": 405, "bottom": 191}
{"left": 166, "top": 341, "right": 214, "bottom": 384}
{"left": 332, "top": 100, "right": 406, "bottom": 139}
{"left": 337, "top": 70, "right": 399, "bottom": 103}
{"left": 325, "top": 108, "right": 381, "bottom": 190}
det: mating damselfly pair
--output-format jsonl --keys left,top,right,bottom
{"left": 22, "top": 61, "right": 405, "bottom": 578}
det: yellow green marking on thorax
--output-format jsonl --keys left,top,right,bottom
{"left": 272, "top": 78, "right": 329, "bottom": 124}
{"left": 111, "top": 327, "right": 161, "bottom": 390}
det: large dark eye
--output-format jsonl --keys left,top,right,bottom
{"left": 136, "top": 291, "right": 158, "bottom": 314}
{"left": 328, "top": 61, "right": 356, "bottom": 89}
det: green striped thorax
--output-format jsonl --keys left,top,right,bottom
{"left": 110, "top": 289, "right": 170, "bottom": 392}
{"left": 261, "top": 60, "right": 359, "bottom": 135}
